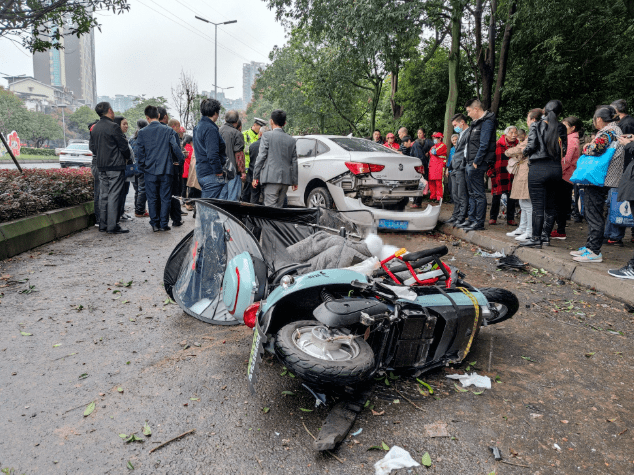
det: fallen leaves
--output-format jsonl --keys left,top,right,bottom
{"left": 262, "top": 407, "right": 270, "bottom": 414}
{"left": 371, "top": 409, "right": 385, "bottom": 416}
{"left": 143, "top": 422, "right": 152, "bottom": 436}
{"left": 421, "top": 452, "right": 432, "bottom": 467}
{"left": 84, "top": 401, "right": 95, "bottom": 417}
{"left": 20, "top": 331, "right": 32, "bottom": 336}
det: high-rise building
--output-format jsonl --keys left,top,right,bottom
{"left": 33, "top": 23, "right": 97, "bottom": 106}
{"left": 242, "top": 61, "right": 266, "bottom": 106}
{"left": 96, "top": 95, "right": 138, "bottom": 112}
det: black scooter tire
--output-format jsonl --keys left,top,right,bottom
{"left": 479, "top": 287, "right": 519, "bottom": 325}
{"left": 275, "top": 320, "right": 375, "bottom": 387}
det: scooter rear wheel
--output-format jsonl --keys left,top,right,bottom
{"left": 479, "top": 287, "right": 519, "bottom": 325}
{"left": 275, "top": 320, "right": 375, "bottom": 387}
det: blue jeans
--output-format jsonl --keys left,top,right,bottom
{"left": 221, "top": 176, "right": 242, "bottom": 202}
{"left": 466, "top": 164, "right": 487, "bottom": 225}
{"left": 604, "top": 188, "right": 626, "bottom": 241}
{"left": 199, "top": 173, "right": 226, "bottom": 199}
{"left": 145, "top": 172, "right": 171, "bottom": 228}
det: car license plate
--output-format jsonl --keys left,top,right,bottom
{"left": 378, "top": 219, "right": 408, "bottom": 230}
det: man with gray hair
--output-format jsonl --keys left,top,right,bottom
{"left": 219, "top": 110, "right": 246, "bottom": 201}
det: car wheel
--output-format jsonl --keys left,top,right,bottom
{"left": 307, "top": 187, "right": 334, "bottom": 209}
{"left": 60, "top": 164, "right": 67, "bottom": 168}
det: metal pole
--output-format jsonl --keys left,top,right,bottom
{"left": 61, "top": 106, "right": 67, "bottom": 148}
{"left": 0, "top": 132, "right": 23, "bottom": 173}
{"left": 214, "top": 24, "right": 218, "bottom": 100}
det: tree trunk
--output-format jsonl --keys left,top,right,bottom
{"left": 491, "top": 0, "right": 517, "bottom": 115}
{"left": 626, "top": 0, "right": 634, "bottom": 18}
{"left": 370, "top": 79, "right": 382, "bottom": 135}
{"left": 390, "top": 71, "right": 404, "bottom": 121}
{"left": 475, "top": 0, "right": 496, "bottom": 110}
{"left": 443, "top": 0, "right": 465, "bottom": 148}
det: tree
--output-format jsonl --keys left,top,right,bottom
{"left": 0, "top": 0, "right": 130, "bottom": 52}
{"left": 23, "top": 111, "right": 63, "bottom": 147}
{"left": 0, "top": 87, "right": 30, "bottom": 137}
{"left": 67, "top": 105, "right": 98, "bottom": 139}
{"left": 171, "top": 70, "right": 199, "bottom": 130}
{"left": 120, "top": 97, "right": 169, "bottom": 132}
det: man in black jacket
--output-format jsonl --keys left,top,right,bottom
{"left": 447, "top": 113, "right": 471, "bottom": 226}
{"left": 460, "top": 99, "right": 497, "bottom": 231}
{"left": 159, "top": 108, "right": 185, "bottom": 227}
{"left": 89, "top": 102, "right": 132, "bottom": 234}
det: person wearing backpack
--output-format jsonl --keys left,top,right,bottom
{"left": 460, "top": 98, "right": 497, "bottom": 231}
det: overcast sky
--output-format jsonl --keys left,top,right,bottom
{"left": 0, "top": 0, "right": 286, "bottom": 105}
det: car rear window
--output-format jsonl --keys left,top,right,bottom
{"left": 330, "top": 138, "right": 399, "bottom": 153}
{"left": 66, "top": 144, "right": 89, "bottom": 150}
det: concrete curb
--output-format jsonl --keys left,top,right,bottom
{"left": 439, "top": 222, "right": 634, "bottom": 306}
{"left": 0, "top": 202, "right": 94, "bottom": 260}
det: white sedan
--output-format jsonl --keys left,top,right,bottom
{"left": 58, "top": 141, "right": 92, "bottom": 168}
{"left": 286, "top": 135, "right": 441, "bottom": 232}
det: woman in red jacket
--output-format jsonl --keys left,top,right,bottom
{"left": 551, "top": 117, "right": 582, "bottom": 239}
{"left": 182, "top": 135, "right": 194, "bottom": 209}
{"left": 383, "top": 133, "right": 400, "bottom": 150}
{"left": 428, "top": 132, "right": 447, "bottom": 202}
{"left": 488, "top": 126, "right": 519, "bottom": 225}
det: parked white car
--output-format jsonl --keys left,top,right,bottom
{"left": 59, "top": 141, "right": 92, "bottom": 168}
{"left": 286, "top": 135, "right": 441, "bottom": 232}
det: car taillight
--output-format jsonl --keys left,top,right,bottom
{"left": 345, "top": 162, "right": 385, "bottom": 175}
{"left": 243, "top": 302, "right": 260, "bottom": 328}
{"left": 414, "top": 166, "right": 425, "bottom": 174}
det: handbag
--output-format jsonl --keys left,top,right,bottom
{"left": 124, "top": 162, "right": 135, "bottom": 178}
{"left": 569, "top": 146, "right": 617, "bottom": 186}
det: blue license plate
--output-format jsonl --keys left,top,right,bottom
{"left": 378, "top": 219, "right": 408, "bottom": 230}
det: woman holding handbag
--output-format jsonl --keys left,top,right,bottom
{"left": 570, "top": 105, "right": 625, "bottom": 263}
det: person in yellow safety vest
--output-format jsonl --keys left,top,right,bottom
{"left": 241, "top": 117, "right": 267, "bottom": 202}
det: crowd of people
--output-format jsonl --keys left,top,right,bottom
{"left": 89, "top": 99, "right": 298, "bottom": 234}
{"left": 373, "top": 98, "right": 634, "bottom": 280}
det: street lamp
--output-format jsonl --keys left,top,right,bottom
{"left": 211, "top": 85, "right": 234, "bottom": 93}
{"left": 56, "top": 104, "right": 67, "bottom": 148}
{"left": 195, "top": 16, "right": 237, "bottom": 101}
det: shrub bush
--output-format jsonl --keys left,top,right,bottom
{"left": 0, "top": 168, "right": 94, "bottom": 222}
{"left": 19, "top": 147, "right": 57, "bottom": 157}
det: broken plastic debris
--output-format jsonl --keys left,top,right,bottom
{"left": 489, "top": 446, "right": 502, "bottom": 461}
{"left": 446, "top": 372, "right": 492, "bottom": 389}
{"left": 476, "top": 248, "right": 506, "bottom": 258}
{"left": 553, "top": 443, "right": 561, "bottom": 451}
{"left": 424, "top": 422, "right": 449, "bottom": 438}
{"left": 374, "top": 446, "right": 420, "bottom": 475}
{"left": 351, "top": 428, "right": 363, "bottom": 437}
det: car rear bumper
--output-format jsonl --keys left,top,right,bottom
{"left": 60, "top": 161, "right": 92, "bottom": 168}
{"left": 327, "top": 184, "right": 441, "bottom": 232}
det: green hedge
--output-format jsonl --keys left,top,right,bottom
{"left": 20, "top": 147, "right": 57, "bottom": 157}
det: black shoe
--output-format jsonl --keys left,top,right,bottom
{"left": 519, "top": 237, "right": 542, "bottom": 248}
{"left": 99, "top": 228, "right": 107, "bottom": 232}
{"left": 107, "top": 226, "right": 129, "bottom": 234}
{"left": 445, "top": 217, "right": 458, "bottom": 225}
{"left": 152, "top": 225, "right": 161, "bottom": 232}
{"left": 463, "top": 223, "right": 485, "bottom": 232}
{"left": 158, "top": 226, "right": 171, "bottom": 232}
{"left": 604, "top": 238, "right": 624, "bottom": 247}
{"left": 172, "top": 221, "right": 184, "bottom": 227}
{"left": 573, "top": 217, "right": 583, "bottom": 223}
{"left": 180, "top": 211, "right": 188, "bottom": 216}
{"left": 541, "top": 234, "right": 550, "bottom": 247}
{"left": 456, "top": 220, "right": 473, "bottom": 229}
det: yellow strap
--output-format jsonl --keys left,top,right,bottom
{"left": 458, "top": 287, "right": 480, "bottom": 359}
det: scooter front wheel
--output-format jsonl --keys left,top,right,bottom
{"left": 275, "top": 320, "right": 375, "bottom": 387}
{"left": 479, "top": 287, "right": 519, "bottom": 325}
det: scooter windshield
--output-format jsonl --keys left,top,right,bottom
{"left": 171, "top": 202, "right": 265, "bottom": 325}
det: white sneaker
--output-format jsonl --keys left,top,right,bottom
{"left": 570, "top": 247, "right": 587, "bottom": 257}
{"left": 573, "top": 249, "right": 603, "bottom": 263}
{"left": 515, "top": 232, "right": 530, "bottom": 241}
{"left": 506, "top": 228, "right": 525, "bottom": 236}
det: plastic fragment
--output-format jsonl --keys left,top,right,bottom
{"left": 476, "top": 248, "right": 505, "bottom": 258}
{"left": 446, "top": 372, "right": 492, "bottom": 389}
{"left": 489, "top": 446, "right": 502, "bottom": 460}
{"left": 351, "top": 428, "right": 363, "bottom": 436}
{"left": 374, "top": 446, "right": 420, "bottom": 475}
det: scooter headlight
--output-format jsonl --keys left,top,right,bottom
{"left": 281, "top": 275, "right": 295, "bottom": 289}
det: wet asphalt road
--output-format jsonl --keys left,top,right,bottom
{"left": 0, "top": 214, "right": 633, "bottom": 474}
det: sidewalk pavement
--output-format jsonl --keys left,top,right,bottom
{"left": 434, "top": 202, "right": 634, "bottom": 305}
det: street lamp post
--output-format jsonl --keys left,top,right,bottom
{"left": 195, "top": 16, "right": 237, "bottom": 100}
{"left": 212, "top": 85, "right": 234, "bottom": 94}
{"left": 57, "top": 104, "right": 67, "bottom": 148}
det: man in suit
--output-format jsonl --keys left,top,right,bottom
{"left": 248, "top": 126, "right": 268, "bottom": 204}
{"left": 89, "top": 102, "right": 132, "bottom": 234}
{"left": 136, "top": 105, "right": 184, "bottom": 232}
{"left": 252, "top": 110, "right": 298, "bottom": 208}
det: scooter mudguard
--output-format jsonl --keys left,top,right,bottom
{"left": 223, "top": 251, "right": 258, "bottom": 324}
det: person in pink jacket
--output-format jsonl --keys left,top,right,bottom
{"left": 551, "top": 116, "right": 582, "bottom": 239}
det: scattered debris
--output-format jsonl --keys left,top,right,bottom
{"left": 446, "top": 372, "right": 492, "bottom": 389}
{"left": 476, "top": 248, "right": 506, "bottom": 258}
{"left": 374, "top": 446, "right": 420, "bottom": 475}
{"left": 424, "top": 422, "right": 450, "bottom": 438}
{"left": 489, "top": 446, "right": 502, "bottom": 461}
{"left": 497, "top": 255, "right": 528, "bottom": 270}
{"left": 553, "top": 443, "right": 561, "bottom": 451}
{"left": 351, "top": 428, "right": 363, "bottom": 436}
{"left": 148, "top": 429, "right": 196, "bottom": 454}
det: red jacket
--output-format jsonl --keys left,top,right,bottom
{"left": 562, "top": 132, "right": 580, "bottom": 183}
{"left": 183, "top": 143, "right": 193, "bottom": 178}
{"left": 489, "top": 135, "right": 518, "bottom": 195}
{"left": 428, "top": 142, "right": 447, "bottom": 180}
{"left": 384, "top": 141, "right": 400, "bottom": 150}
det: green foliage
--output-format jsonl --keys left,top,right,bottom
{"left": 0, "top": 88, "right": 30, "bottom": 137}
{"left": 68, "top": 106, "right": 99, "bottom": 139}
{"left": 1, "top": 1, "right": 130, "bottom": 53}
{"left": 20, "top": 147, "right": 56, "bottom": 156}
{"left": 121, "top": 97, "right": 169, "bottom": 134}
